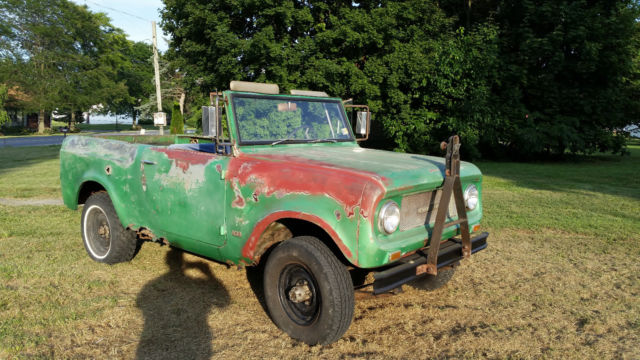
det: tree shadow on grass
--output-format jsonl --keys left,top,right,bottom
{"left": 410, "top": 145, "right": 640, "bottom": 201}
{"left": 135, "top": 248, "right": 230, "bottom": 360}
{"left": 0, "top": 145, "right": 60, "bottom": 176}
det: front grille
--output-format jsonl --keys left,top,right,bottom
{"left": 399, "top": 190, "right": 457, "bottom": 231}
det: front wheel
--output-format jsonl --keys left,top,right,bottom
{"left": 81, "top": 191, "right": 138, "bottom": 264}
{"left": 263, "top": 236, "right": 354, "bottom": 345}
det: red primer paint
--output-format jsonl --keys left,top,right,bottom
{"left": 153, "top": 148, "right": 215, "bottom": 172}
{"left": 231, "top": 180, "right": 245, "bottom": 208}
{"left": 227, "top": 153, "right": 387, "bottom": 219}
{"left": 242, "top": 211, "right": 354, "bottom": 261}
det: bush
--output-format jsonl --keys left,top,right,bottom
{"left": 0, "top": 126, "right": 32, "bottom": 136}
{"left": 169, "top": 102, "right": 183, "bottom": 135}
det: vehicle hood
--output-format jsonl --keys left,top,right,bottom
{"left": 240, "top": 144, "right": 482, "bottom": 193}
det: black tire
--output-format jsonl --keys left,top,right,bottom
{"left": 263, "top": 236, "right": 354, "bottom": 345}
{"left": 81, "top": 191, "right": 137, "bottom": 264}
{"left": 409, "top": 267, "right": 456, "bottom": 291}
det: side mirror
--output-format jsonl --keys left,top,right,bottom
{"left": 202, "top": 106, "right": 218, "bottom": 137}
{"left": 345, "top": 105, "right": 370, "bottom": 142}
{"left": 356, "top": 111, "right": 369, "bottom": 136}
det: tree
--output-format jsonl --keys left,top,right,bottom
{"left": 0, "top": 0, "right": 129, "bottom": 133}
{"left": 161, "top": 0, "right": 640, "bottom": 159}
{"left": 136, "top": 55, "right": 185, "bottom": 122}
{"left": 169, "top": 102, "right": 183, "bottom": 134}
{"left": 440, "top": 0, "right": 640, "bottom": 157}
{"left": 161, "top": 0, "right": 498, "bottom": 156}
{"left": 0, "top": 84, "right": 9, "bottom": 126}
{"left": 109, "top": 41, "right": 155, "bottom": 127}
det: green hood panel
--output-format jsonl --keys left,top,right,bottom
{"left": 242, "top": 144, "right": 482, "bottom": 194}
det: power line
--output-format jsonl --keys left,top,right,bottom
{"left": 81, "top": 0, "right": 153, "bottom": 23}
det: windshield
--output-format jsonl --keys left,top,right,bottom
{"left": 232, "top": 95, "right": 354, "bottom": 144}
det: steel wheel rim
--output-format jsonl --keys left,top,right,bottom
{"left": 278, "top": 263, "right": 320, "bottom": 326}
{"left": 84, "top": 205, "right": 111, "bottom": 259}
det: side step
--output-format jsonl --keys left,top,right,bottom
{"left": 372, "top": 232, "right": 489, "bottom": 295}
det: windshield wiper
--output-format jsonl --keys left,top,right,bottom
{"left": 270, "top": 138, "right": 294, "bottom": 146}
{"left": 309, "top": 138, "right": 337, "bottom": 143}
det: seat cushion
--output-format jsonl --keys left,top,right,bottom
{"left": 167, "top": 143, "right": 217, "bottom": 153}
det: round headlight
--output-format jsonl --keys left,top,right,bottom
{"left": 464, "top": 185, "right": 479, "bottom": 211}
{"left": 379, "top": 201, "right": 400, "bottom": 234}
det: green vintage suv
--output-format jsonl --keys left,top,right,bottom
{"left": 60, "top": 81, "right": 488, "bottom": 345}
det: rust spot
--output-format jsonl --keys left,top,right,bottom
{"left": 105, "top": 165, "right": 112, "bottom": 175}
{"left": 252, "top": 222, "right": 293, "bottom": 263}
{"left": 231, "top": 179, "right": 245, "bottom": 208}
{"left": 216, "top": 164, "right": 222, "bottom": 173}
{"left": 252, "top": 192, "right": 259, "bottom": 202}
{"left": 232, "top": 230, "right": 242, "bottom": 237}
{"left": 137, "top": 228, "right": 156, "bottom": 241}
{"left": 334, "top": 210, "right": 341, "bottom": 221}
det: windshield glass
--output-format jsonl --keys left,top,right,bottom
{"left": 232, "top": 95, "right": 353, "bottom": 144}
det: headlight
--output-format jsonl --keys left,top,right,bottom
{"left": 464, "top": 185, "right": 479, "bottom": 211}
{"left": 378, "top": 201, "right": 400, "bottom": 234}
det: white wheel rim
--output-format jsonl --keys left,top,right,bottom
{"left": 83, "top": 204, "right": 111, "bottom": 259}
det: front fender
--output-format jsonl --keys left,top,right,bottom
{"left": 224, "top": 192, "right": 362, "bottom": 266}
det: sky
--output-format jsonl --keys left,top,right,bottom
{"left": 69, "top": 0, "right": 170, "bottom": 52}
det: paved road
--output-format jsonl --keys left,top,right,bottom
{"left": 0, "top": 130, "right": 161, "bottom": 148}
{"left": 0, "top": 135, "right": 66, "bottom": 147}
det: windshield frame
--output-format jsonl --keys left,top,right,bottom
{"left": 229, "top": 93, "right": 356, "bottom": 146}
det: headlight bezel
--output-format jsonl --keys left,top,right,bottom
{"left": 378, "top": 200, "right": 401, "bottom": 234}
{"left": 464, "top": 184, "right": 479, "bottom": 211}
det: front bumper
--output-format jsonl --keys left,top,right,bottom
{"left": 372, "top": 232, "right": 488, "bottom": 294}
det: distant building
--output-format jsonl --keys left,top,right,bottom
{"left": 4, "top": 86, "right": 52, "bottom": 129}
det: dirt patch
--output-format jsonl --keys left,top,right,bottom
{"left": 0, "top": 197, "right": 63, "bottom": 206}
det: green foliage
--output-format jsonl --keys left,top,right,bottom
{"left": 135, "top": 56, "right": 184, "bottom": 122}
{"left": 162, "top": 0, "right": 640, "bottom": 159}
{"left": 0, "top": 84, "right": 9, "bottom": 126}
{"left": 0, "top": 0, "right": 131, "bottom": 130}
{"left": 185, "top": 95, "right": 209, "bottom": 129}
{"left": 169, "top": 102, "right": 183, "bottom": 135}
{"left": 108, "top": 41, "right": 155, "bottom": 125}
{"left": 483, "top": 0, "right": 638, "bottom": 158}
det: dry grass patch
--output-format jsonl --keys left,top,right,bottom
{"left": 3, "top": 218, "right": 639, "bottom": 358}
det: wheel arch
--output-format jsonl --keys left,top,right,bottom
{"left": 243, "top": 211, "right": 356, "bottom": 267}
{"left": 75, "top": 177, "right": 133, "bottom": 231}
{"left": 77, "top": 180, "right": 107, "bottom": 205}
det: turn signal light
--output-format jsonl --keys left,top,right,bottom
{"left": 472, "top": 224, "right": 481, "bottom": 232}
{"left": 389, "top": 251, "right": 402, "bottom": 262}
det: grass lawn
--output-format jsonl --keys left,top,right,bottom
{"left": 0, "top": 142, "right": 638, "bottom": 358}
{"left": 0, "top": 146, "right": 61, "bottom": 199}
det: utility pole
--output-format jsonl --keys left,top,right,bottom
{"left": 152, "top": 21, "right": 165, "bottom": 135}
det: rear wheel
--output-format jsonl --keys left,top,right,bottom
{"left": 81, "top": 191, "right": 137, "bottom": 264}
{"left": 263, "top": 236, "right": 354, "bottom": 345}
